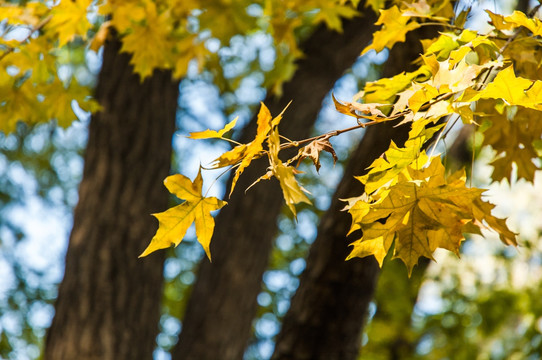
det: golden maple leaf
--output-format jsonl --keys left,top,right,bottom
{"left": 362, "top": 6, "right": 420, "bottom": 55}
{"left": 347, "top": 156, "right": 516, "bottom": 276}
{"left": 265, "top": 112, "right": 311, "bottom": 217}
{"left": 140, "top": 168, "right": 226, "bottom": 261}
{"left": 188, "top": 117, "right": 238, "bottom": 140}
{"left": 210, "top": 103, "right": 274, "bottom": 195}
{"left": 479, "top": 66, "right": 542, "bottom": 110}
{"left": 47, "top": 0, "right": 92, "bottom": 46}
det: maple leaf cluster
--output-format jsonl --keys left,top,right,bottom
{"left": 140, "top": 0, "right": 542, "bottom": 274}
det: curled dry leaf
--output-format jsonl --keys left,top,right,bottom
{"left": 296, "top": 136, "right": 338, "bottom": 172}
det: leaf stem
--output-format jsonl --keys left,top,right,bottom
{"left": 220, "top": 137, "right": 243, "bottom": 146}
{"left": 203, "top": 165, "right": 235, "bottom": 198}
{"left": 279, "top": 120, "right": 377, "bottom": 151}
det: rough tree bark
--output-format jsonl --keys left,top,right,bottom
{"left": 44, "top": 36, "right": 179, "bottom": 360}
{"left": 271, "top": 29, "right": 435, "bottom": 360}
{"left": 172, "top": 5, "right": 377, "bottom": 360}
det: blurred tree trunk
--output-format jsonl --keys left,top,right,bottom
{"left": 271, "top": 28, "right": 436, "bottom": 360}
{"left": 517, "top": 0, "right": 530, "bottom": 13}
{"left": 44, "top": 35, "right": 179, "bottom": 360}
{"left": 172, "top": 5, "right": 377, "bottom": 360}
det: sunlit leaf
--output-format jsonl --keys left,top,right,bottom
{"left": 348, "top": 156, "right": 516, "bottom": 275}
{"left": 362, "top": 6, "right": 420, "bottom": 55}
{"left": 189, "top": 117, "right": 238, "bottom": 140}
{"left": 479, "top": 66, "right": 542, "bottom": 110}
{"left": 140, "top": 169, "right": 226, "bottom": 260}
{"left": 47, "top": 0, "right": 92, "bottom": 46}
{"left": 263, "top": 106, "right": 311, "bottom": 217}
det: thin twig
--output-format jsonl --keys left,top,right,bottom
{"left": 0, "top": 15, "right": 52, "bottom": 61}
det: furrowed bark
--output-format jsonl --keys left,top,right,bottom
{"left": 172, "top": 6, "right": 378, "bottom": 360}
{"left": 44, "top": 36, "right": 179, "bottom": 360}
{"left": 271, "top": 28, "right": 436, "bottom": 360}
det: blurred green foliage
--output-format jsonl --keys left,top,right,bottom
{"left": 0, "top": 122, "right": 85, "bottom": 359}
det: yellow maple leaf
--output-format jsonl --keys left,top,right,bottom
{"left": 362, "top": 6, "right": 420, "bottom": 55}
{"left": 348, "top": 156, "right": 515, "bottom": 275}
{"left": 472, "top": 198, "right": 517, "bottom": 246}
{"left": 362, "top": 67, "right": 428, "bottom": 104}
{"left": 479, "top": 65, "right": 542, "bottom": 109}
{"left": 120, "top": 1, "right": 173, "bottom": 79}
{"left": 313, "top": 3, "right": 359, "bottom": 32}
{"left": 348, "top": 180, "right": 442, "bottom": 275}
{"left": 482, "top": 107, "right": 542, "bottom": 182}
{"left": 188, "top": 117, "right": 238, "bottom": 140}
{"left": 505, "top": 11, "right": 542, "bottom": 36}
{"left": 357, "top": 121, "right": 443, "bottom": 194}
{"left": 234, "top": 102, "right": 310, "bottom": 216}
{"left": 47, "top": 0, "right": 92, "bottom": 46}
{"left": 266, "top": 111, "right": 311, "bottom": 217}
{"left": 210, "top": 103, "right": 274, "bottom": 196}
{"left": 140, "top": 169, "right": 226, "bottom": 260}
{"left": 487, "top": 10, "right": 542, "bottom": 36}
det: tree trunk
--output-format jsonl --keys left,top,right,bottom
{"left": 271, "top": 28, "right": 435, "bottom": 360}
{"left": 44, "top": 36, "right": 179, "bottom": 360}
{"left": 172, "top": 6, "right": 377, "bottom": 360}
{"left": 516, "top": 0, "right": 530, "bottom": 13}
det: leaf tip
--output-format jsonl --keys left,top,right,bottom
{"left": 138, "top": 245, "right": 153, "bottom": 258}
{"left": 203, "top": 247, "right": 212, "bottom": 262}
